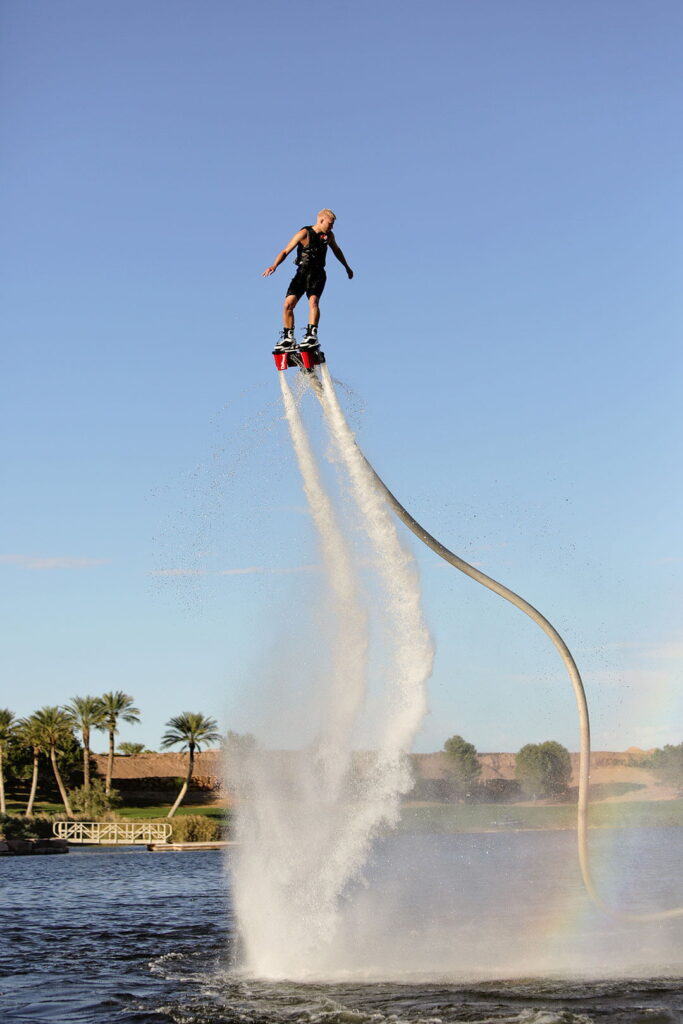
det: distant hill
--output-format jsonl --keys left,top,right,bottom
{"left": 92, "top": 748, "right": 677, "bottom": 804}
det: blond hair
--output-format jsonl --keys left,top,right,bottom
{"left": 318, "top": 208, "right": 336, "bottom": 221}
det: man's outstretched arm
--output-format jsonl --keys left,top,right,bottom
{"left": 262, "top": 229, "right": 307, "bottom": 277}
{"left": 329, "top": 233, "right": 353, "bottom": 279}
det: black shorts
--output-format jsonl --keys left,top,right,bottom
{"left": 286, "top": 267, "right": 327, "bottom": 300}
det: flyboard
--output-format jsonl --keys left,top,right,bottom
{"left": 272, "top": 344, "right": 325, "bottom": 375}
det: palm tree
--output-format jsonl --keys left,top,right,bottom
{"left": 63, "top": 696, "right": 105, "bottom": 790}
{"left": 98, "top": 691, "right": 140, "bottom": 794}
{"left": 0, "top": 709, "right": 16, "bottom": 814}
{"left": 161, "top": 712, "right": 221, "bottom": 818}
{"left": 16, "top": 714, "right": 45, "bottom": 817}
{"left": 118, "top": 742, "right": 146, "bottom": 756}
{"left": 33, "top": 706, "right": 75, "bottom": 816}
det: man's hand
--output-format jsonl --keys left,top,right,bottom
{"left": 346, "top": 268, "right": 354, "bottom": 279}
{"left": 262, "top": 266, "right": 277, "bottom": 277}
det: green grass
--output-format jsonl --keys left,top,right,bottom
{"left": 116, "top": 804, "right": 228, "bottom": 822}
{"left": 6, "top": 797, "right": 682, "bottom": 832}
{"left": 5, "top": 799, "right": 63, "bottom": 816}
{"left": 398, "top": 799, "right": 683, "bottom": 832}
{"left": 586, "top": 799, "right": 683, "bottom": 829}
{"left": 4, "top": 798, "right": 228, "bottom": 822}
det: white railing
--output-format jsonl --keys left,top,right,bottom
{"left": 53, "top": 820, "right": 173, "bottom": 845}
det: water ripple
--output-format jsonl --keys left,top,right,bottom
{"left": 1, "top": 840, "right": 681, "bottom": 1023}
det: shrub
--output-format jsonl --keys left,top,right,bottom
{"left": 515, "top": 741, "right": 572, "bottom": 800}
{"left": 118, "top": 743, "right": 146, "bottom": 756}
{"left": 53, "top": 811, "right": 120, "bottom": 826}
{"left": 443, "top": 735, "right": 481, "bottom": 799}
{"left": 169, "top": 814, "right": 222, "bottom": 842}
{"left": 0, "top": 813, "right": 56, "bottom": 841}
{"left": 480, "top": 778, "right": 522, "bottom": 803}
{"left": 68, "top": 780, "right": 122, "bottom": 817}
{"left": 651, "top": 743, "right": 683, "bottom": 791}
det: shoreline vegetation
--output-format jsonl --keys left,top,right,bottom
{"left": 2, "top": 797, "right": 683, "bottom": 846}
{"left": 2, "top": 745, "right": 682, "bottom": 851}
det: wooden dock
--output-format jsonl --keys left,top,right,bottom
{"left": 147, "top": 840, "right": 238, "bottom": 852}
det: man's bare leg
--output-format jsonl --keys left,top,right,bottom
{"left": 273, "top": 294, "right": 298, "bottom": 351}
{"left": 284, "top": 294, "right": 298, "bottom": 329}
{"left": 308, "top": 295, "right": 320, "bottom": 326}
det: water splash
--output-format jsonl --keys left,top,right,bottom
{"left": 232, "top": 370, "right": 434, "bottom": 979}
{"left": 319, "top": 364, "right": 433, "bottom": 812}
{"left": 278, "top": 374, "right": 369, "bottom": 778}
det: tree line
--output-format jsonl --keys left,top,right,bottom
{"left": 2, "top": 699, "right": 680, "bottom": 819}
{"left": 442, "top": 734, "right": 683, "bottom": 802}
{"left": 0, "top": 693, "right": 220, "bottom": 819}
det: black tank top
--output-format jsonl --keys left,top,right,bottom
{"left": 295, "top": 226, "right": 328, "bottom": 270}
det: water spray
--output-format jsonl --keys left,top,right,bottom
{"left": 313, "top": 363, "right": 683, "bottom": 925}
{"left": 233, "top": 372, "right": 435, "bottom": 978}
{"left": 318, "top": 369, "right": 434, "bottom": 760}
{"left": 278, "top": 373, "right": 368, "bottom": 784}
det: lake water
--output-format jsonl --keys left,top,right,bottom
{"left": 1, "top": 829, "right": 682, "bottom": 1023}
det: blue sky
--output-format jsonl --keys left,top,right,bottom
{"left": 2, "top": 0, "right": 681, "bottom": 754}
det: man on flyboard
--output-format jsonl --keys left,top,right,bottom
{"left": 263, "top": 209, "right": 353, "bottom": 354}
